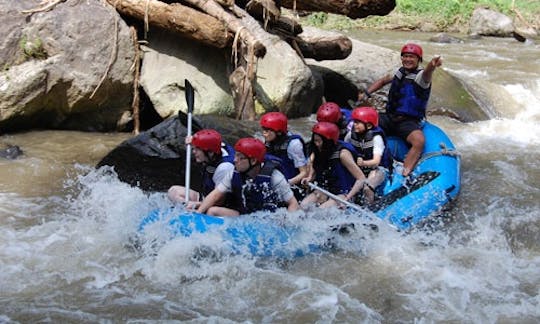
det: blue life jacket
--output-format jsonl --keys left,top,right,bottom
{"left": 386, "top": 67, "right": 431, "bottom": 119}
{"left": 230, "top": 160, "right": 282, "bottom": 214}
{"left": 339, "top": 108, "right": 352, "bottom": 139}
{"left": 348, "top": 127, "right": 393, "bottom": 174}
{"left": 201, "top": 143, "right": 234, "bottom": 196}
{"left": 314, "top": 141, "right": 357, "bottom": 195}
{"left": 265, "top": 134, "right": 305, "bottom": 180}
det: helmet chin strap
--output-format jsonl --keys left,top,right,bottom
{"left": 203, "top": 151, "right": 219, "bottom": 166}
{"left": 241, "top": 159, "right": 258, "bottom": 176}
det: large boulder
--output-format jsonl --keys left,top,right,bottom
{"left": 469, "top": 7, "right": 514, "bottom": 37}
{"left": 0, "top": 0, "right": 135, "bottom": 132}
{"left": 97, "top": 113, "right": 260, "bottom": 192}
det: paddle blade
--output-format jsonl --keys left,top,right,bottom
{"left": 185, "top": 79, "right": 194, "bottom": 114}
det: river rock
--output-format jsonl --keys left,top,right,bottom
{"left": 97, "top": 114, "right": 260, "bottom": 192}
{"left": 0, "top": 0, "right": 135, "bottom": 132}
{"left": 0, "top": 145, "right": 23, "bottom": 159}
{"left": 469, "top": 7, "right": 514, "bottom": 38}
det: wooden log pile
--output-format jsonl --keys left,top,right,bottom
{"left": 105, "top": 0, "right": 396, "bottom": 119}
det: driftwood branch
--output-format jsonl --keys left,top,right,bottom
{"left": 182, "top": 0, "right": 266, "bottom": 57}
{"left": 293, "top": 32, "right": 353, "bottom": 61}
{"left": 105, "top": 0, "right": 233, "bottom": 48}
{"left": 21, "top": 0, "right": 66, "bottom": 14}
{"left": 130, "top": 26, "right": 141, "bottom": 135}
{"left": 280, "top": 0, "right": 396, "bottom": 19}
{"left": 107, "top": 0, "right": 369, "bottom": 60}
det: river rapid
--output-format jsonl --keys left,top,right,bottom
{"left": 1, "top": 31, "right": 539, "bottom": 323}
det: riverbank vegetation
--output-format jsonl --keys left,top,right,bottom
{"left": 301, "top": 0, "right": 540, "bottom": 33}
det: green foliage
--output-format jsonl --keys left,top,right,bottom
{"left": 395, "top": 0, "right": 540, "bottom": 28}
{"left": 306, "top": 12, "right": 329, "bottom": 26}
{"left": 300, "top": 0, "right": 540, "bottom": 32}
{"left": 19, "top": 34, "right": 48, "bottom": 60}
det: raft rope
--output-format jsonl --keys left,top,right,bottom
{"left": 417, "top": 142, "right": 460, "bottom": 165}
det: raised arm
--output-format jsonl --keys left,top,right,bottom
{"left": 422, "top": 56, "right": 443, "bottom": 84}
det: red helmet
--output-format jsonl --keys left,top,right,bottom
{"left": 191, "top": 129, "right": 222, "bottom": 154}
{"left": 401, "top": 43, "right": 423, "bottom": 61}
{"left": 260, "top": 112, "right": 288, "bottom": 133}
{"left": 352, "top": 107, "right": 379, "bottom": 127}
{"left": 234, "top": 138, "right": 266, "bottom": 163}
{"left": 316, "top": 102, "right": 342, "bottom": 124}
{"left": 312, "top": 122, "right": 339, "bottom": 144}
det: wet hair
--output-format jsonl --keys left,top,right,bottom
{"left": 310, "top": 133, "right": 336, "bottom": 171}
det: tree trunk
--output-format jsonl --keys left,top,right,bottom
{"left": 182, "top": 0, "right": 266, "bottom": 57}
{"left": 293, "top": 32, "right": 352, "bottom": 61}
{"left": 280, "top": 0, "right": 396, "bottom": 19}
{"left": 244, "top": 0, "right": 281, "bottom": 25}
{"left": 105, "top": 0, "right": 233, "bottom": 48}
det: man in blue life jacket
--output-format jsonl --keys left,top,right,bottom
{"left": 196, "top": 137, "right": 299, "bottom": 216}
{"left": 357, "top": 43, "right": 443, "bottom": 177}
{"left": 168, "top": 129, "right": 234, "bottom": 208}
{"left": 259, "top": 112, "right": 309, "bottom": 199}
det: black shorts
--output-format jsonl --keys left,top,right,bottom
{"left": 379, "top": 113, "right": 422, "bottom": 140}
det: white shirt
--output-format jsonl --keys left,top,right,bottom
{"left": 287, "top": 137, "right": 308, "bottom": 168}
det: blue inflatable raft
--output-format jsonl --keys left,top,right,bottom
{"left": 137, "top": 121, "right": 460, "bottom": 256}
{"left": 375, "top": 121, "right": 461, "bottom": 229}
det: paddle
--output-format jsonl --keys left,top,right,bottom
{"left": 184, "top": 79, "right": 195, "bottom": 205}
{"left": 307, "top": 182, "right": 393, "bottom": 229}
{"left": 307, "top": 182, "right": 364, "bottom": 212}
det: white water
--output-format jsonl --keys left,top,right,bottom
{"left": 1, "top": 32, "right": 539, "bottom": 322}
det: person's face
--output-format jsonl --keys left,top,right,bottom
{"left": 352, "top": 120, "right": 367, "bottom": 133}
{"left": 313, "top": 134, "right": 324, "bottom": 151}
{"left": 261, "top": 127, "right": 277, "bottom": 143}
{"left": 192, "top": 147, "right": 208, "bottom": 163}
{"left": 234, "top": 152, "right": 252, "bottom": 172}
{"left": 401, "top": 53, "right": 420, "bottom": 70}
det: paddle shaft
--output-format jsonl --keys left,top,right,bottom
{"left": 307, "top": 182, "right": 363, "bottom": 211}
{"left": 184, "top": 80, "right": 195, "bottom": 205}
{"left": 308, "top": 182, "right": 397, "bottom": 229}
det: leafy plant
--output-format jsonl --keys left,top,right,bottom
{"left": 19, "top": 34, "right": 48, "bottom": 60}
{"left": 306, "top": 12, "right": 328, "bottom": 26}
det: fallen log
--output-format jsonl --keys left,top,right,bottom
{"left": 280, "top": 0, "right": 396, "bottom": 19}
{"left": 292, "top": 32, "right": 352, "bottom": 61}
{"left": 244, "top": 0, "right": 281, "bottom": 26}
{"left": 105, "top": 0, "right": 233, "bottom": 48}
{"left": 182, "top": 0, "right": 266, "bottom": 57}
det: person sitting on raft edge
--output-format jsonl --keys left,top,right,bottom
{"left": 358, "top": 43, "right": 443, "bottom": 177}
{"left": 195, "top": 137, "right": 300, "bottom": 216}
{"left": 259, "top": 111, "right": 310, "bottom": 201}
{"left": 344, "top": 107, "right": 393, "bottom": 205}
{"left": 167, "top": 129, "right": 235, "bottom": 209}
{"left": 300, "top": 122, "right": 367, "bottom": 209}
